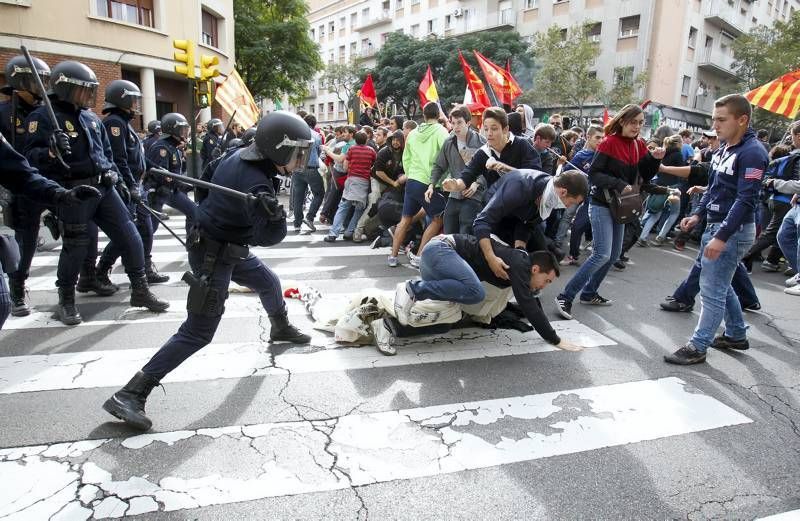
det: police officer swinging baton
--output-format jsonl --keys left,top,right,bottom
{"left": 20, "top": 45, "right": 71, "bottom": 171}
{"left": 148, "top": 168, "right": 258, "bottom": 202}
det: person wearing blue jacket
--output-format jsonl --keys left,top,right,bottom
{"left": 665, "top": 94, "right": 769, "bottom": 365}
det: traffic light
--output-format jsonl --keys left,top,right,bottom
{"left": 173, "top": 39, "right": 196, "bottom": 79}
{"left": 195, "top": 80, "right": 213, "bottom": 108}
{"left": 199, "top": 54, "right": 220, "bottom": 81}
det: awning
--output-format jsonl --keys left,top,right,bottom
{"left": 660, "top": 106, "right": 712, "bottom": 130}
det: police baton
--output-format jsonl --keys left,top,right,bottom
{"left": 546, "top": 147, "right": 583, "bottom": 173}
{"left": 137, "top": 201, "right": 187, "bottom": 248}
{"left": 148, "top": 168, "right": 257, "bottom": 202}
{"left": 20, "top": 45, "right": 70, "bottom": 171}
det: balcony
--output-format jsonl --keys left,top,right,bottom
{"left": 697, "top": 49, "right": 740, "bottom": 81}
{"left": 355, "top": 11, "right": 392, "bottom": 32}
{"left": 458, "top": 11, "right": 516, "bottom": 37}
{"left": 356, "top": 45, "right": 378, "bottom": 60}
{"left": 704, "top": 0, "right": 746, "bottom": 36}
{"left": 305, "top": 88, "right": 317, "bottom": 98}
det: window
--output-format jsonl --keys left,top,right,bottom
{"left": 350, "top": 42, "right": 357, "bottom": 55}
{"left": 396, "top": 0, "right": 404, "bottom": 8}
{"left": 318, "top": 103, "right": 325, "bottom": 115}
{"left": 688, "top": 26, "right": 697, "bottom": 48}
{"left": 411, "top": 0, "right": 420, "bottom": 4}
{"left": 362, "top": 8, "right": 370, "bottom": 20}
{"left": 559, "top": 28, "right": 568, "bottom": 41}
{"left": 427, "top": 19, "right": 435, "bottom": 33}
{"left": 340, "top": 16, "right": 346, "bottom": 29}
{"left": 350, "top": 13, "right": 357, "bottom": 27}
{"left": 338, "top": 45, "right": 345, "bottom": 62}
{"left": 445, "top": 14, "right": 452, "bottom": 28}
{"left": 310, "top": 28, "right": 315, "bottom": 40}
{"left": 587, "top": 22, "right": 601, "bottom": 42}
{"left": 524, "top": 0, "right": 539, "bottom": 7}
{"left": 310, "top": 104, "right": 315, "bottom": 114}
{"left": 338, "top": 101, "right": 345, "bottom": 111}
{"left": 328, "top": 102, "right": 335, "bottom": 114}
{"left": 328, "top": 21, "right": 335, "bottom": 34}
{"left": 619, "top": 15, "right": 640, "bottom": 38}
{"left": 588, "top": 71, "right": 597, "bottom": 79}
{"left": 613, "top": 66, "right": 633, "bottom": 86}
{"left": 319, "top": 25, "right": 325, "bottom": 39}
{"left": 681, "top": 75, "right": 691, "bottom": 97}
{"left": 201, "top": 9, "right": 219, "bottom": 48}
{"left": 411, "top": 24, "right": 420, "bottom": 36}
{"left": 96, "top": 0, "right": 154, "bottom": 28}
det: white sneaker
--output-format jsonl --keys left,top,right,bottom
{"left": 785, "top": 284, "right": 800, "bottom": 296}
{"left": 785, "top": 274, "right": 800, "bottom": 288}
{"left": 371, "top": 318, "right": 396, "bottom": 356}
{"left": 408, "top": 252, "right": 421, "bottom": 269}
{"left": 394, "top": 281, "right": 415, "bottom": 319}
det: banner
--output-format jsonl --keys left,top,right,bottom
{"left": 745, "top": 69, "right": 800, "bottom": 119}
{"left": 473, "top": 51, "right": 522, "bottom": 106}
{"left": 358, "top": 73, "right": 377, "bottom": 108}
{"left": 215, "top": 69, "right": 260, "bottom": 129}
{"left": 458, "top": 50, "right": 491, "bottom": 111}
{"left": 418, "top": 65, "right": 439, "bottom": 108}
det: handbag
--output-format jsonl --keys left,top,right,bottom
{"left": 603, "top": 139, "right": 645, "bottom": 224}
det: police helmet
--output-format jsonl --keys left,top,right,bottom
{"left": 103, "top": 79, "right": 142, "bottom": 113}
{"left": 208, "top": 118, "right": 224, "bottom": 133}
{"left": 2, "top": 55, "right": 50, "bottom": 96}
{"left": 49, "top": 61, "right": 99, "bottom": 108}
{"left": 240, "top": 111, "right": 312, "bottom": 168}
{"left": 226, "top": 138, "right": 243, "bottom": 150}
{"left": 241, "top": 126, "right": 257, "bottom": 146}
{"left": 147, "top": 120, "right": 161, "bottom": 135}
{"left": 161, "top": 112, "right": 190, "bottom": 142}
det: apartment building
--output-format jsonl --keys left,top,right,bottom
{"left": 0, "top": 0, "right": 235, "bottom": 128}
{"left": 305, "top": 0, "right": 798, "bottom": 130}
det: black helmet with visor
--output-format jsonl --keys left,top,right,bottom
{"left": 49, "top": 61, "right": 99, "bottom": 108}
{"left": 239, "top": 111, "right": 312, "bottom": 170}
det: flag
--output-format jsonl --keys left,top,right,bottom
{"left": 472, "top": 50, "right": 522, "bottom": 106}
{"left": 603, "top": 108, "right": 610, "bottom": 125}
{"left": 458, "top": 50, "right": 491, "bottom": 111}
{"left": 418, "top": 65, "right": 439, "bottom": 108}
{"left": 215, "top": 69, "right": 260, "bottom": 128}
{"left": 359, "top": 73, "right": 377, "bottom": 108}
{"left": 745, "top": 69, "right": 800, "bottom": 119}
{"left": 744, "top": 167, "right": 764, "bottom": 181}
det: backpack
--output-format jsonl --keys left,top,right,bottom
{"left": 766, "top": 153, "right": 800, "bottom": 204}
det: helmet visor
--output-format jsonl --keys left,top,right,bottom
{"left": 55, "top": 74, "right": 98, "bottom": 108}
{"left": 174, "top": 122, "right": 190, "bottom": 141}
{"left": 276, "top": 135, "right": 312, "bottom": 170}
{"left": 121, "top": 89, "right": 142, "bottom": 113}
{"left": 10, "top": 66, "right": 50, "bottom": 95}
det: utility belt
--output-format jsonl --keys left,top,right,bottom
{"left": 60, "top": 175, "right": 103, "bottom": 188}
{"left": 182, "top": 227, "right": 249, "bottom": 317}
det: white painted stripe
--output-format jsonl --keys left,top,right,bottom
{"left": 29, "top": 245, "right": 389, "bottom": 267}
{"left": 23, "top": 266, "right": 348, "bottom": 291}
{"left": 757, "top": 510, "right": 800, "bottom": 521}
{"left": 0, "top": 320, "right": 614, "bottom": 394}
{"left": 0, "top": 378, "right": 751, "bottom": 518}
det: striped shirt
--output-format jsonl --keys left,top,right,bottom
{"left": 345, "top": 144, "right": 377, "bottom": 181}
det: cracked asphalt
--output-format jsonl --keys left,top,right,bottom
{"left": 1, "top": 232, "right": 799, "bottom": 520}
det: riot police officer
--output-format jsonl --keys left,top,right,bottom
{"left": 200, "top": 117, "right": 223, "bottom": 170}
{"left": 1, "top": 133, "right": 101, "bottom": 328}
{"left": 195, "top": 135, "right": 245, "bottom": 204}
{"left": 23, "top": 60, "right": 168, "bottom": 325}
{"left": 1, "top": 55, "right": 51, "bottom": 316}
{"left": 143, "top": 112, "right": 197, "bottom": 233}
{"left": 103, "top": 111, "right": 314, "bottom": 431}
{"left": 142, "top": 119, "right": 161, "bottom": 156}
{"left": 95, "top": 80, "right": 168, "bottom": 285}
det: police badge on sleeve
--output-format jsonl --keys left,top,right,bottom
{"left": 111, "top": 126, "right": 121, "bottom": 137}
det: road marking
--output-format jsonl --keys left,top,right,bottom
{"left": 0, "top": 378, "right": 751, "bottom": 518}
{"left": 0, "top": 320, "right": 614, "bottom": 393}
{"left": 757, "top": 510, "right": 800, "bottom": 521}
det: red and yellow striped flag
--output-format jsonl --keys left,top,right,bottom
{"left": 214, "top": 69, "right": 260, "bottom": 129}
{"left": 745, "top": 70, "right": 800, "bottom": 119}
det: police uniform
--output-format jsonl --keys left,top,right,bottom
{"left": 142, "top": 132, "right": 160, "bottom": 158}
{"left": 97, "top": 109, "right": 155, "bottom": 273}
{"left": 144, "top": 135, "right": 197, "bottom": 232}
{"left": 200, "top": 130, "right": 223, "bottom": 170}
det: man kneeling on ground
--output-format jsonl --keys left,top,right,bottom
{"left": 394, "top": 234, "right": 583, "bottom": 352}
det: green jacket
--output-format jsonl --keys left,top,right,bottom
{"left": 402, "top": 121, "right": 450, "bottom": 185}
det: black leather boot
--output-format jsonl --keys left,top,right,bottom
{"left": 77, "top": 264, "right": 118, "bottom": 297}
{"left": 145, "top": 260, "right": 169, "bottom": 284}
{"left": 129, "top": 275, "right": 170, "bottom": 312}
{"left": 102, "top": 371, "right": 161, "bottom": 430}
{"left": 8, "top": 277, "right": 31, "bottom": 317}
{"left": 269, "top": 313, "right": 311, "bottom": 343}
{"left": 54, "top": 286, "right": 82, "bottom": 325}
{"left": 95, "top": 260, "right": 120, "bottom": 294}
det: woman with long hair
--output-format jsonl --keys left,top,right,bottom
{"left": 555, "top": 104, "right": 666, "bottom": 318}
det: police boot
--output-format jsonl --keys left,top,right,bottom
{"left": 9, "top": 277, "right": 31, "bottom": 317}
{"left": 145, "top": 260, "right": 169, "bottom": 284}
{"left": 268, "top": 313, "right": 312, "bottom": 343}
{"left": 129, "top": 275, "right": 170, "bottom": 312}
{"left": 77, "top": 264, "right": 118, "bottom": 297}
{"left": 54, "top": 286, "right": 82, "bottom": 326}
{"left": 102, "top": 371, "right": 160, "bottom": 431}
{"left": 95, "top": 259, "right": 120, "bottom": 293}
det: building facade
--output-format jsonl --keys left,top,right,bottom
{"left": 304, "top": 0, "right": 798, "bottom": 130}
{"left": 0, "top": 0, "right": 235, "bottom": 129}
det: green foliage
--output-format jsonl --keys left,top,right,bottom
{"left": 733, "top": 10, "right": 800, "bottom": 132}
{"left": 518, "top": 24, "right": 605, "bottom": 117}
{"left": 320, "top": 61, "right": 367, "bottom": 107}
{"left": 605, "top": 70, "right": 648, "bottom": 110}
{"left": 372, "top": 31, "right": 531, "bottom": 118}
{"left": 233, "top": 0, "right": 324, "bottom": 104}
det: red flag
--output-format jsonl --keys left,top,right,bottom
{"left": 358, "top": 74, "right": 377, "bottom": 108}
{"left": 418, "top": 65, "right": 439, "bottom": 108}
{"left": 458, "top": 50, "right": 491, "bottom": 111}
{"left": 473, "top": 51, "right": 522, "bottom": 105}
{"left": 603, "top": 107, "right": 610, "bottom": 125}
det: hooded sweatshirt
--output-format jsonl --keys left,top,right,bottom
{"left": 402, "top": 121, "right": 450, "bottom": 185}
{"left": 520, "top": 104, "right": 536, "bottom": 139}
{"left": 429, "top": 127, "right": 486, "bottom": 201}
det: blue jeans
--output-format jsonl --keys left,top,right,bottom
{"left": 640, "top": 199, "right": 680, "bottom": 241}
{"left": 568, "top": 202, "right": 590, "bottom": 258}
{"left": 0, "top": 274, "right": 9, "bottom": 330}
{"left": 672, "top": 254, "right": 759, "bottom": 308}
{"left": 410, "top": 238, "right": 485, "bottom": 304}
{"left": 329, "top": 198, "right": 366, "bottom": 237}
{"left": 291, "top": 168, "right": 325, "bottom": 227}
{"left": 442, "top": 197, "right": 483, "bottom": 235}
{"left": 689, "top": 222, "right": 756, "bottom": 352}
{"left": 777, "top": 204, "right": 800, "bottom": 272}
{"left": 560, "top": 204, "right": 624, "bottom": 302}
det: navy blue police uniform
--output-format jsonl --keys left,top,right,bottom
{"left": 200, "top": 131, "right": 223, "bottom": 170}
{"left": 144, "top": 135, "right": 197, "bottom": 232}
{"left": 142, "top": 132, "right": 160, "bottom": 158}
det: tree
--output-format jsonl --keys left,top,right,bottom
{"left": 732, "top": 11, "right": 800, "bottom": 136}
{"left": 519, "top": 24, "right": 605, "bottom": 119}
{"left": 605, "top": 69, "right": 648, "bottom": 109}
{"left": 320, "top": 60, "right": 367, "bottom": 111}
{"left": 234, "top": 0, "right": 324, "bottom": 104}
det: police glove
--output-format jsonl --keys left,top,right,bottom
{"left": 129, "top": 183, "right": 142, "bottom": 204}
{"left": 115, "top": 182, "right": 131, "bottom": 205}
{"left": 49, "top": 131, "right": 71, "bottom": 157}
{"left": 54, "top": 185, "right": 102, "bottom": 205}
{"left": 256, "top": 192, "right": 286, "bottom": 221}
{"left": 102, "top": 171, "right": 119, "bottom": 188}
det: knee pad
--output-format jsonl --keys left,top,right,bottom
{"left": 60, "top": 223, "right": 91, "bottom": 247}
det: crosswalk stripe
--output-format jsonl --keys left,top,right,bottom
{"left": 0, "top": 377, "right": 751, "bottom": 518}
{"left": 67, "top": 232, "right": 340, "bottom": 252}
{"left": 0, "top": 320, "right": 614, "bottom": 394}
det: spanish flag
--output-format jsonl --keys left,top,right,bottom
{"left": 418, "top": 65, "right": 439, "bottom": 108}
{"left": 745, "top": 70, "right": 800, "bottom": 119}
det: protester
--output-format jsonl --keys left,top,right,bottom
{"left": 325, "top": 130, "right": 377, "bottom": 242}
{"left": 291, "top": 114, "right": 324, "bottom": 233}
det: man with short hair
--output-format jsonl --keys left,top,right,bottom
{"left": 402, "top": 120, "right": 418, "bottom": 140}
{"left": 756, "top": 128, "right": 771, "bottom": 152}
{"left": 533, "top": 124, "right": 557, "bottom": 174}
{"left": 291, "top": 114, "right": 324, "bottom": 233}
{"left": 666, "top": 94, "right": 769, "bottom": 365}
{"left": 679, "top": 128, "right": 696, "bottom": 164}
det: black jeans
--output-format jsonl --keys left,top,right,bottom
{"left": 744, "top": 199, "right": 790, "bottom": 264}
{"left": 443, "top": 197, "right": 483, "bottom": 235}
